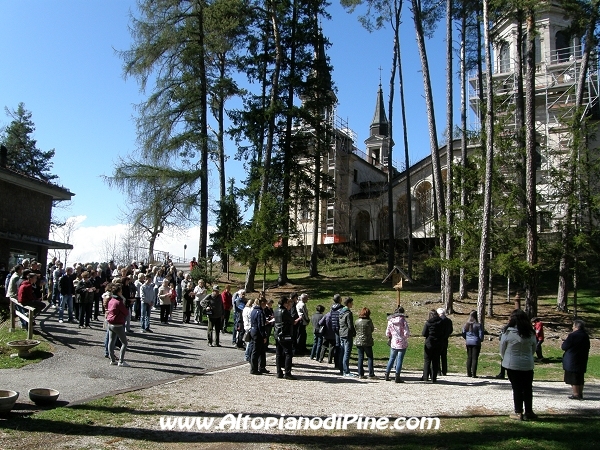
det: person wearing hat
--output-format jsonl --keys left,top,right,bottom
{"left": 201, "top": 285, "right": 224, "bottom": 346}
{"left": 232, "top": 288, "right": 247, "bottom": 347}
{"left": 437, "top": 307, "right": 453, "bottom": 376}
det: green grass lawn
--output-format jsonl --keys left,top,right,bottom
{"left": 0, "top": 323, "right": 53, "bottom": 369}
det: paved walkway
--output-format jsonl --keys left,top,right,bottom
{"left": 2, "top": 303, "right": 246, "bottom": 407}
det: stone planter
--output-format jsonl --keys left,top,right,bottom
{"left": 0, "top": 390, "right": 19, "bottom": 414}
{"left": 28, "top": 388, "right": 60, "bottom": 406}
{"left": 6, "top": 339, "right": 40, "bottom": 358}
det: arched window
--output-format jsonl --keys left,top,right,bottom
{"left": 355, "top": 211, "right": 371, "bottom": 242}
{"left": 396, "top": 195, "right": 409, "bottom": 237}
{"left": 414, "top": 181, "right": 433, "bottom": 228}
{"left": 499, "top": 42, "right": 510, "bottom": 73}
{"left": 378, "top": 207, "right": 389, "bottom": 240}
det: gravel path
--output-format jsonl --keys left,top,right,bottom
{"left": 132, "top": 354, "right": 600, "bottom": 423}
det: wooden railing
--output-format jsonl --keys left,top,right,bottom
{"left": 8, "top": 297, "right": 35, "bottom": 339}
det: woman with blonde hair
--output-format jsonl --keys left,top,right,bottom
{"left": 158, "top": 278, "right": 172, "bottom": 324}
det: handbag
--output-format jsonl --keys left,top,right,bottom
{"left": 318, "top": 325, "right": 326, "bottom": 334}
{"left": 244, "top": 330, "right": 252, "bottom": 342}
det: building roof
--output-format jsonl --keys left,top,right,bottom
{"left": 0, "top": 231, "right": 73, "bottom": 250}
{"left": 0, "top": 165, "right": 74, "bottom": 201}
{"left": 370, "top": 85, "right": 389, "bottom": 137}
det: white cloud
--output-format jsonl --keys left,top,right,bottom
{"left": 49, "top": 216, "right": 210, "bottom": 266}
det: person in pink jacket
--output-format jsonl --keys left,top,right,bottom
{"left": 385, "top": 306, "right": 410, "bottom": 383}
{"left": 107, "top": 283, "right": 130, "bottom": 367}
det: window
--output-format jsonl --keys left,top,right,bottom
{"left": 521, "top": 34, "right": 541, "bottom": 65}
{"left": 539, "top": 211, "right": 552, "bottom": 232}
{"left": 396, "top": 195, "right": 409, "bottom": 237}
{"left": 353, "top": 169, "right": 358, "bottom": 183}
{"left": 378, "top": 207, "right": 389, "bottom": 240}
{"left": 556, "top": 30, "right": 571, "bottom": 63}
{"left": 414, "top": 181, "right": 433, "bottom": 227}
{"left": 354, "top": 211, "right": 371, "bottom": 242}
{"left": 499, "top": 42, "right": 510, "bottom": 73}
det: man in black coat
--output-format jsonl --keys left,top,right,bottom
{"left": 274, "top": 296, "right": 296, "bottom": 380}
{"left": 437, "top": 307, "right": 453, "bottom": 376}
{"left": 562, "top": 319, "right": 590, "bottom": 400}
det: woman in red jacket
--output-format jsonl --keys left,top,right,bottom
{"left": 107, "top": 283, "right": 130, "bottom": 367}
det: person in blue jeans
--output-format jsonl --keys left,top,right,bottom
{"left": 338, "top": 297, "right": 356, "bottom": 377}
{"left": 58, "top": 267, "right": 75, "bottom": 323}
{"left": 462, "top": 310, "right": 484, "bottom": 377}
{"left": 385, "top": 306, "right": 410, "bottom": 382}
{"left": 355, "top": 307, "right": 376, "bottom": 378}
{"left": 140, "top": 276, "right": 155, "bottom": 332}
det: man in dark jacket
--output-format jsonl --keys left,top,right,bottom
{"left": 201, "top": 286, "right": 224, "bottom": 346}
{"left": 562, "top": 319, "right": 590, "bottom": 400}
{"left": 421, "top": 310, "right": 444, "bottom": 383}
{"left": 250, "top": 298, "right": 268, "bottom": 375}
{"left": 58, "top": 267, "right": 76, "bottom": 323}
{"left": 330, "top": 294, "right": 344, "bottom": 370}
{"left": 437, "top": 307, "right": 453, "bottom": 376}
{"left": 274, "top": 296, "right": 296, "bottom": 379}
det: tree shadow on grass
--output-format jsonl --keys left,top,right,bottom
{"left": 1, "top": 407, "right": 599, "bottom": 448}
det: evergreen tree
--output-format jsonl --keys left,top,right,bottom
{"left": 121, "top": 0, "right": 216, "bottom": 261}
{"left": 1, "top": 103, "right": 57, "bottom": 182}
{"left": 210, "top": 179, "right": 243, "bottom": 274}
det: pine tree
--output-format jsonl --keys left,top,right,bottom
{"left": 1, "top": 103, "right": 57, "bottom": 182}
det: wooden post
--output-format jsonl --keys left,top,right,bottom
{"left": 9, "top": 298, "right": 15, "bottom": 332}
{"left": 394, "top": 279, "right": 403, "bottom": 307}
{"left": 27, "top": 309, "right": 34, "bottom": 340}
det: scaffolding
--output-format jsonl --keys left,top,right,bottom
{"left": 468, "top": 44, "right": 599, "bottom": 226}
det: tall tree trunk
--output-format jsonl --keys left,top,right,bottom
{"left": 524, "top": 8, "right": 538, "bottom": 319}
{"left": 197, "top": 1, "right": 209, "bottom": 261}
{"left": 394, "top": 0, "right": 413, "bottom": 278}
{"left": 476, "top": 0, "right": 494, "bottom": 330}
{"left": 278, "top": 0, "right": 298, "bottom": 286}
{"left": 216, "top": 53, "right": 228, "bottom": 274}
{"left": 245, "top": 17, "right": 271, "bottom": 292}
{"left": 309, "top": 129, "right": 322, "bottom": 277}
{"left": 458, "top": 9, "right": 468, "bottom": 300}
{"left": 259, "top": 1, "right": 282, "bottom": 203}
{"left": 411, "top": 0, "right": 445, "bottom": 269}
{"left": 387, "top": 3, "right": 401, "bottom": 275}
{"left": 443, "top": 0, "right": 454, "bottom": 312}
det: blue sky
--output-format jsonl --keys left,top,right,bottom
{"left": 0, "top": 0, "right": 459, "bottom": 263}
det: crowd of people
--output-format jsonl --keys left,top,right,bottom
{"left": 2, "top": 259, "right": 592, "bottom": 419}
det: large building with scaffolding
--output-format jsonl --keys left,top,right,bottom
{"left": 293, "top": 2, "right": 599, "bottom": 248}
{"left": 473, "top": 2, "right": 600, "bottom": 231}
